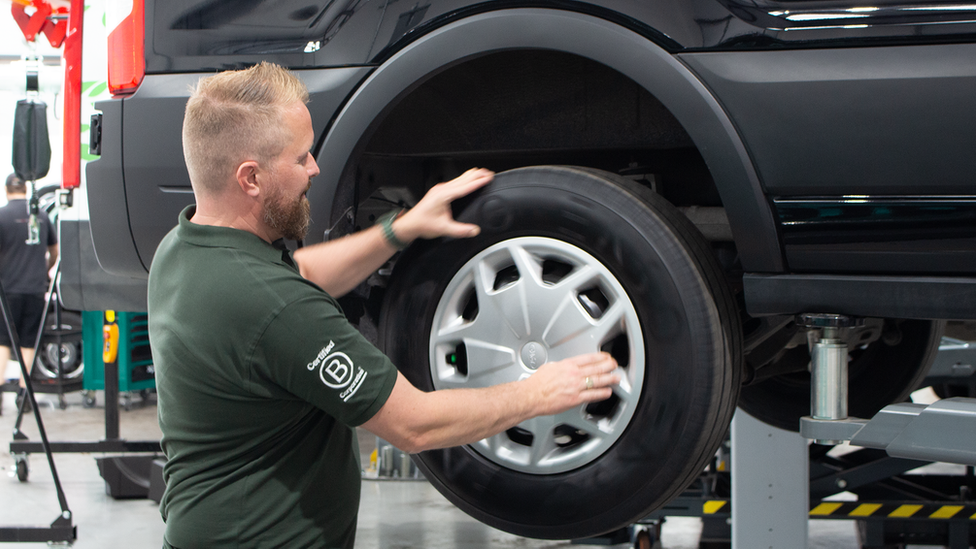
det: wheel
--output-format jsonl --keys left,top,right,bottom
{"left": 739, "top": 319, "right": 944, "bottom": 432}
{"left": 35, "top": 341, "right": 83, "bottom": 379}
{"left": 14, "top": 455, "right": 29, "bottom": 482}
{"left": 380, "top": 166, "right": 742, "bottom": 539}
{"left": 35, "top": 310, "right": 83, "bottom": 380}
{"left": 82, "top": 391, "right": 96, "bottom": 408}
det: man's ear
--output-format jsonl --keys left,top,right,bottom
{"left": 236, "top": 161, "right": 261, "bottom": 198}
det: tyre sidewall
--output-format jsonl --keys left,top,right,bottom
{"left": 381, "top": 167, "right": 737, "bottom": 538}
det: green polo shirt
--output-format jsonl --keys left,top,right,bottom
{"left": 148, "top": 206, "right": 397, "bottom": 549}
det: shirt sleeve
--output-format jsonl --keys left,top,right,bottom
{"left": 252, "top": 291, "right": 398, "bottom": 427}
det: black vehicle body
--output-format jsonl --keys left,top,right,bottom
{"left": 69, "top": 0, "right": 976, "bottom": 317}
{"left": 63, "top": 0, "right": 976, "bottom": 540}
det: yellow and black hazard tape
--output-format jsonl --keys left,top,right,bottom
{"left": 809, "top": 502, "right": 976, "bottom": 520}
{"left": 702, "top": 501, "right": 730, "bottom": 515}
{"left": 700, "top": 500, "right": 976, "bottom": 520}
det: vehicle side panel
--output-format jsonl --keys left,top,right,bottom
{"left": 682, "top": 45, "right": 976, "bottom": 196}
{"left": 370, "top": 0, "right": 976, "bottom": 57}
{"left": 86, "top": 69, "right": 371, "bottom": 279}
{"left": 683, "top": 46, "right": 976, "bottom": 274}
{"left": 145, "top": 0, "right": 384, "bottom": 72}
{"left": 143, "top": 0, "right": 976, "bottom": 71}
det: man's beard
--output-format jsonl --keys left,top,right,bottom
{"left": 264, "top": 181, "right": 311, "bottom": 241}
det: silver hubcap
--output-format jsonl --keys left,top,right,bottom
{"left": 429, "top": 237, "right": 644, "bottom": 474}
{"left": 38, "top": 342, "right": 82, "bottom": 379}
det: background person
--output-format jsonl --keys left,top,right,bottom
{"left": 148, "top": 62, "right": 619, "bottom": 549}
{"left": 0, "top": 173, "right": 58, "bottom": 410}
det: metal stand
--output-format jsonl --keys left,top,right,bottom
{"left": 9, "top": 357, "right": 161, "bottom": 455}
{"left": 9, "top": 300, "right": 161, "bottom": 498}
{"left": 0, "top": 274, "right": 75, "bottom": 543}
{"left": 636, "top": 331, "right": 976, "bottom": 548}
{"left": 802, "top": 398, "right": 976, "bottom": 465}
{"left": 9, "top": 265, "right": 160, "bottom": 463}
{"left": 731, "top": 409, "right": 809, "bottom": 549}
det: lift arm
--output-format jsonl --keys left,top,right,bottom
{"left": 799, "top": 314, "right": 976, "bottom": 466}
{"left": 802, "top": 398, "right": 976, "bottom": 466}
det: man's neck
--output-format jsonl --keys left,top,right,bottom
{"left": 192, "top": 198, "right": 279, "bottom": 243}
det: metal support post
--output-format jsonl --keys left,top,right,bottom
{"left": 731, "top": 409, "right": 809, "bottom": 549}
{"left": 811, "top": 326, "right": 848, "bottom": 422}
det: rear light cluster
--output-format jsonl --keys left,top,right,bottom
{"left": 106, "top": 0, "right": 145, "bottom": 96}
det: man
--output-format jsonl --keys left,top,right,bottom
{"left": 0, "top": 173, "right": 58, "bottom": 410}
{"left": 147, "top": 62, "right": 618, "bottom": 549}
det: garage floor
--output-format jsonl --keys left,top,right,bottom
{"left": 1, "top": 387, "right": 871, "bottom": 549}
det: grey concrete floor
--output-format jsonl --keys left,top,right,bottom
{"left": 0, "top": 385, "right": 893, "bottom": 549}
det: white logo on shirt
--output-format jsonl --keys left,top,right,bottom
{"left": 318, "top": 352, "right": 354, "bottom": 389}
{"left": 307, "top": 341, "right": 367, "bottom": 400}
{"left": 307, "top": 341, "right": 336, "bottom": 371}
{"left": 340, "top": 369, "right": 367, "bottom": 402}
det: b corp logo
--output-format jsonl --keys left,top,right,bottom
{"left": 318, "top": 352, "right": 355, "bottom": 389}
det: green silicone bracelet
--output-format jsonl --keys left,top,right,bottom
{"left": 379, "top": 209, "right": 409, "bottom": 250}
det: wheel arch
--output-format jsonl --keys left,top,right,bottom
{"left": 309, "top": 8, "right": 783, "bottom": 272}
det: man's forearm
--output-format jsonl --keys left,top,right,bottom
{"left": 362, "top": 354, "right": 618, "bottom": 454}
{"left": 364, "top": 373, "right": 539, "bottom": 454}
{"left": 296, "top": 169, "right": 492, "bottom": 296}
{"left": 294, "top": 224, "right": 399, "bottom": 296}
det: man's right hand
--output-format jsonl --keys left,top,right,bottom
{"left": 521, "top": 352, "right": 620, "bottom": 417}
{"left": 363, "top": 351, "right": 620, "bottom": 453}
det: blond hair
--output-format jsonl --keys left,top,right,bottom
{"left": 182, "top": 62, "right": 309, "bottom": 195}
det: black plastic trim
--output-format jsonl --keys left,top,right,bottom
{"left": 772, "top": 196, "right": 976, "bottom": 274}
{"left": 58, "top": 220, "right": 150, "bottom": 312}
{"left": 744, "top": 273, "right": 976, "bottom": 320}
{"left": 86, "top": 100, "right": 147, "bottom": 277}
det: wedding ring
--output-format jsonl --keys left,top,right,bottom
{"left": 585, "top": 376, "right": 593, "bottom": 390}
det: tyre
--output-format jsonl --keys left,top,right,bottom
{"left": 380, "top": 166, "right": 742, "bottom": 539}
{"left": 739, "top": 319, "right": 944, "bottom": 432}
{"left": 34, "top": 310, "right": 83, "bottom": 380}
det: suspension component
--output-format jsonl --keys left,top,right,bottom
{"left": 797, "top": 314, "right": 864, "bottom": 444}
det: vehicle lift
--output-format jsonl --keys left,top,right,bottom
{"left": 792, "top": 314, "right": 976, "bottom": 548}
{"left": 584, "top": 314, "right": 976, "bottom": 549}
